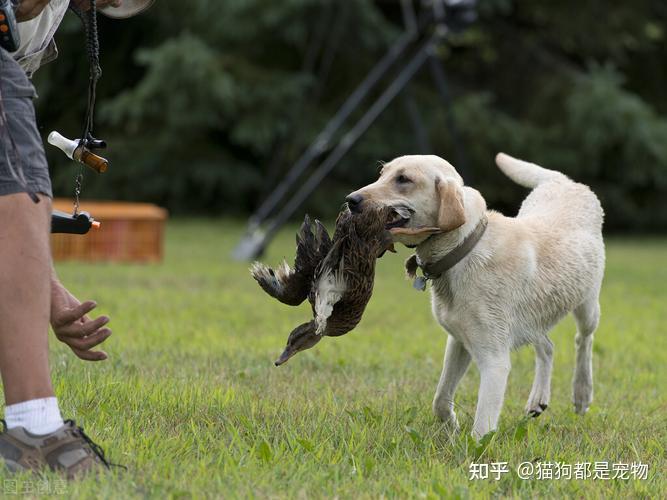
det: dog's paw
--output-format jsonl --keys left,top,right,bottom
{"left": 434, "top": 407, "right": 460, "bottom": 432}
{"left": 573, "top": 393, "right": 592, "bottom": 415}
{"left": 441, "top": 416, "right": 460, "bottom": 434}
{"left": 525, "top": 386, "right": 550, "bottom": 417}
{"left": 526, "top": 402, "right": 548, "bottom": 418}
{"left": 573, "top": 382, "right": 593, "bottom": 415}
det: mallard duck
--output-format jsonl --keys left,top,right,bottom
{"left": 251, "top": 204, "right": 395, "bottom": 366}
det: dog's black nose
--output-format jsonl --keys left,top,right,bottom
{"left": 346, "top": 193, "right": 364, "bottom": 213}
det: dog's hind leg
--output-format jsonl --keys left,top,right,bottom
{"left": 525, "top": 336, "right": 554, "bottom": 417}
{"left": 433, "top": 335, "right": 471, "bottom": 431}
{"left": 572, "top": 296, "right": 600, "bottom": 415}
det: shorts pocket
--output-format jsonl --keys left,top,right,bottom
{"left": 0, "top": 49, "right": 38, "bottom": 98}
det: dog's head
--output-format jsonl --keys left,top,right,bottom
{"left": 346, "top": 155, "right": 467, "bottom": 247}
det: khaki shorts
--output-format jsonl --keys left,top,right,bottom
{"left": 0, "top": 48, "right": 52, "bottom": 198}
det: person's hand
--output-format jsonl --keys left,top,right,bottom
{"left": 50, "top": 280, "right": 112, "bottom": 361}
{"left": 15, "top": 0, "right": 52, "bottom": 22}
{"left": 69, "top": 0, "right": 123, "bottom": 11}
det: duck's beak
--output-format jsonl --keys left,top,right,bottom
{"left": 274, "top": 348, "right": 296, "bottom": 366}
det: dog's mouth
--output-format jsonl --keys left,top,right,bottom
{"left": 385, "top": 206, "right": 412, "bottom": 229}
{"left": 385, "top": 205, "right": 442, "bottom": 238}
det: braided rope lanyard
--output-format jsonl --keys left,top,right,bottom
{"left": 68, "top": 0, "right": 103, "bottom": 215}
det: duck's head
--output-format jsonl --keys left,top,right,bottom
{"left": 275, "top": 321, "right": 321, "bottom": 366}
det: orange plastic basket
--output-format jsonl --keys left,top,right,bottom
{"left": 51, "top": 200, "right": 168, "bottom": 263}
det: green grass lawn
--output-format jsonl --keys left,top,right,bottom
{"left": 2, "top": 220, "right": 665, "bottom": 498}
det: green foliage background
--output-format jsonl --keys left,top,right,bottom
{"left": 33, "top": 0, "right": 667, "bottom": 231}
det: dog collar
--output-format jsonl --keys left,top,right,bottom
{"left": 412, "top": 216, "right": 489, "bottom": 291}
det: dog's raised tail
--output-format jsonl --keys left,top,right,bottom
{"left": 495, "top": 153, "right": 567, "bottom": 189}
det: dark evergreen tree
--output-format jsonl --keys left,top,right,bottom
{"left": 33, "top": 0, "right": 667, "bottom": 231}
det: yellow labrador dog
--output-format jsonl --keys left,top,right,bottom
{"left": 346, "top": 154, "right": 604, "bottom": 438}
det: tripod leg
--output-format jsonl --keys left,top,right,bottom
{"left": 247, "top": 26, "right": 420, "bottom": 228}
{"left": 428, "top": 54, "right": 472, "bottom": 182}
{"left": 262, "top": 38, "right": 436, "bottom": 244}
{"left": 260, "top": 0, "right": 342, "bottom": 198}
{"left": 402, "top": 88, "right": 432, "bottom": 154}
{"left": 233, "top": 27, "right": 423, "bottom": 260}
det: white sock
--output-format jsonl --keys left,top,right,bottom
{"left": 4, "top": 397, "right": 64, "bottom": 435}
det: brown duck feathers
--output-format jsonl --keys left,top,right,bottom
{"left": 251, "top": 204, "right": 394, "bottom": 365}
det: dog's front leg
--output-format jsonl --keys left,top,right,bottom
{"left": 433, "top": 334, "right": 471, "bottom": 431}
{"left": 526, "top": 336, "right": 554, "bottom": 417}
{"left": 472, "top": 350, "right": 511, "bottom": 439}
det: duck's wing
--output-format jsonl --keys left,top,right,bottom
{"left": 312, "top": 236, "right": 347, "bottom": 335}
{"left": 251, "top": 215, "right": 321, "bottom": 306}
{"left": 314, "top": 219, "right": 332, "bottom": 258}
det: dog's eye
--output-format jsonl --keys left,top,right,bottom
{"left": 396, "top": 174, "right": 412, "bottom": 185}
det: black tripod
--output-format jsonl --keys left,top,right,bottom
{"left": 233, "top": 0, "right": 476, "bottom": 260}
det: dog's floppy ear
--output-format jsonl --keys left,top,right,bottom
{"left": 436, "top": 178, "right": 466, "bottom": 232}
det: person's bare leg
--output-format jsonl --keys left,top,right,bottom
{"left": 0, "top": 193, "right": 53, "bottom": 405}
{"left": 0, "top": 193, "right": 113, "bottom": 476}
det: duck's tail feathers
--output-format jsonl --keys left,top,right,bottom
{"left": 495, "top": 152, "right": 567, "bottom": 189}
{"left": 251, "top": 214, "right": 324, "bottom": 307}
{"left": 251, "top": 214, "right": 332, "bottom": 307}
{"left": 250, "top": 261, "right": 307, "bottom": 306}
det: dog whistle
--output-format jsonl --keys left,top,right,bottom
{"left": 413, "top": 276, "right": 427, "bottom": 292}
{"left": 48, "top": 131, "right": 109, "bottom": 173}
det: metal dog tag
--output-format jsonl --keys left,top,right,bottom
{"left": 413, "top": 276, "right": 427, "bottom": 292}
